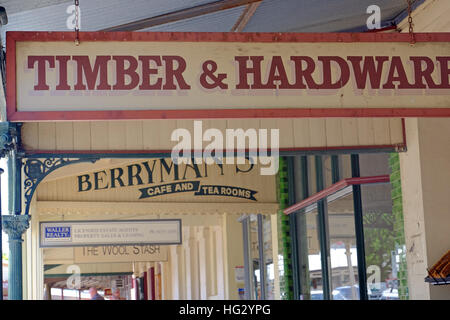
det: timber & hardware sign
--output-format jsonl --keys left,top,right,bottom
{"left": 6, "top": 32, "right": 450, "bottom": 121}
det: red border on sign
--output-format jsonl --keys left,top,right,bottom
{"left": 6, "top": 31, "right": 450, "bottom": 121}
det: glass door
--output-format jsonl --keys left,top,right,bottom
{"left": 326, "top": 187, "right": 360, "bottom": 300}
{"left": 296, "top": 206, "right": 324, "bottom": 300}
{"left": 239, "top": 214, "right": 274, "bottom": 300}
{"left": 297, "top": 187, "right": 360, "bottom": 300}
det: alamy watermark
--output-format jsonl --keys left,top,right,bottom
{"left": 366, "top": 5, "right": 381, "bottom": 30}
{"left": 64, "top": 4, "right": 381, "bottom": 31}
{"left": 66, "top": 264, "right": 81, "bottom": 289}
{"left": 66, "top": 4, "right": 81, "bottom": 30}
{"left": 171, "top": 121, "right": 279, "bottom": 175}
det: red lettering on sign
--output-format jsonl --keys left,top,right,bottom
{"left": 162, "top": 56, "right": 191, "bottom": 90}
{"left": 55, "top": 56, "right": 71, "bottom": 90}
{"left": 383, "top": 56, "right": 416, "bottom": 89}
{"left": 264, "top": 56, "right": 295, "bottom": 89}
{"left": 347, "top": 56, "right": 389, "bottom": 89}
{"left": 25, "top": 54, "right": 450, "bottom": 92}
{"left": 73, "top": 55, "right": 111, "bottom": 90}
{"left": 437, "top": 57, "right": 450, "bottom": 88}
{"left": 290, "top": 56, "right": 319, "bottom": 89}
{"left": 139, "top": 56, "right": 163, "bottom": 90}
{"left": 113, "top": 56, "right": 140, "bottom": 90}
{"left": 27, "top": 56, "right": 55, "bottom": 90}
{"left": 409, "top": 56, "right": 436, "bottom": 89}
{"left": 235, "top": 56, "right": 265, "bottom": 89}
{"left": 317, "top": 56, "right": 350, "bottom": 89}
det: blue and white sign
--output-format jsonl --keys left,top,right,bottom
{"left": 45, "top": 226, "right": 71, "bottom": 240}
{"left": 40, "top": 219, "right": 182, "bottom": 248}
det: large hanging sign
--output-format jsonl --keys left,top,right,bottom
{"left": 40, "top": 219, "right": 182, "bottom": 248}
{"left": 76, "top": 158, "right": 259, "bottom": 202}
{"left": 6, "top": 32, "right": 450, "bottom": 121}
{"left": 45, "top": 158, "right": 272, "bottom": 203}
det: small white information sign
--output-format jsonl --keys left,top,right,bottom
{"left": 40, "top": 219, "right": 182, "bottom": 248}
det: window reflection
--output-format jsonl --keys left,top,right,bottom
{"left": 249, "top": 215, "right": 261, "bottom": 300}
{"left": 327, "top": 188, "right": 359, "bottom": 300}
{"left": 263, "top": 216, "right": 274, "bottom": 300}
{"left": 297, "top": 207, "right": 323, "bottom": 300}
{"left": 246, "top": 214, "right": 276, "bottom": 300}
{"left": 361, "top": 183, "right": 400, "bottom": 300}
{"left": 290, "top": 153, "right": 406, "bottom": 300}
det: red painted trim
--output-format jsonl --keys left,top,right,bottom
{"left": 143, "top": 271, "right": 148, "bottom": 300}
{"left": 149, "top": 267, "right": 155, "bottom": 301}
{"left": 283, "top": 175, "right": 390, "bottom": 215}
{"left": 7, "top": 31, "right": 450, "bottom": 121}
{"left": 6, "top": 31, "right": 450, "bottom": 43}
{"left": 7, "top": 108, "right": 450, "bottom": 122}
{"left": 6, "top": 32, "right": 17, "bottom": 121}
{"left": 401, "top": 118, "right": 407, "bottom": 150}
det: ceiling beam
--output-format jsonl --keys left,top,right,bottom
{"left": 230, "top": 2, "right": 261, "bottom": 32}
{"left": 101, "top": 0, "right": 262, "bottom": 32}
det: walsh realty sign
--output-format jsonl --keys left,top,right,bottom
{"left": 6, "top": 32, "right": 450, "bottom": 121}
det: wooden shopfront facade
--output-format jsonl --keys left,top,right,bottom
{"left": 1, "top": 29, "right": 449, "bottom": 300}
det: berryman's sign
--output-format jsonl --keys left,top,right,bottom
{"left": 6, "top": 32, "right": 450, "bottom": 121}
{"left": 77, "top": 158, "right": 259, "bottom": 201}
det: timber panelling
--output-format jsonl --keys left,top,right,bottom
{"left": 21, "top": 118, "right": 405, "bottom": 152}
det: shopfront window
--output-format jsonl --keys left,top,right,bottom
{"left": 286, "top": 153, "right": 408, "bottom": 300}
{"left": 323, "top": 155, "right": 353, "bottom": 189}
{"left": 249, "top": 215, "right": 261, "bottom": 299}
{"left": 361, "top": 183, "right": 399, "bottom": 300}
{"left": 262, "top": 216, "right": 275, "bottom": 300}
{"left": 327, "top": 188, "right": 359, "bottom": 300}
{"left": 296, "top": 206, "right": 324, "bottom": 300}
{"left": 240, "top": 214, "right": 276, "bottom": 300}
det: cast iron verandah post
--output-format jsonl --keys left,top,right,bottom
{"left": 0, "top": 122, "right": 29, "bottom": 300}
{"left": 2, "top": 215, "right": 30, "bottom": 300}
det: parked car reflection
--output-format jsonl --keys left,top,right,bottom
{"left": 309, "top": 282, "right": 399, "bottom": 300}
{"left": 333, "top": 285, "right": 359, "bottom": 300}
{"left": 379, "top": 288, "right": 399, "bottom": 300}
{"left": 310, "top": 290, "right": 346, "bottom": 300}
{"left": 368, "top": 282, "right": 387, "bottom": 300}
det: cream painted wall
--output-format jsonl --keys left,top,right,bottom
{"left": 398, "top": 0, "right": 450, "bottom": 300}
{"left": 400, "top": 118, "right": 450, "bottom": 300}
{"left": 399, "top": 118, "right": 430, "bottom": 299}
{"left": 417, "top": 119, "right": 450, "bottom": 299}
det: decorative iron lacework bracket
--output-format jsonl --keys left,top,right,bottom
{"left": 23, "top": 157, "right": 99, "bottom": 215}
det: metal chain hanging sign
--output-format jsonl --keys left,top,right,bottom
{"left": 406, "top": 0, "right": 415, "bottom": 45}
{"left": 74, "top": 0, "right": 80, "bottom": 45}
